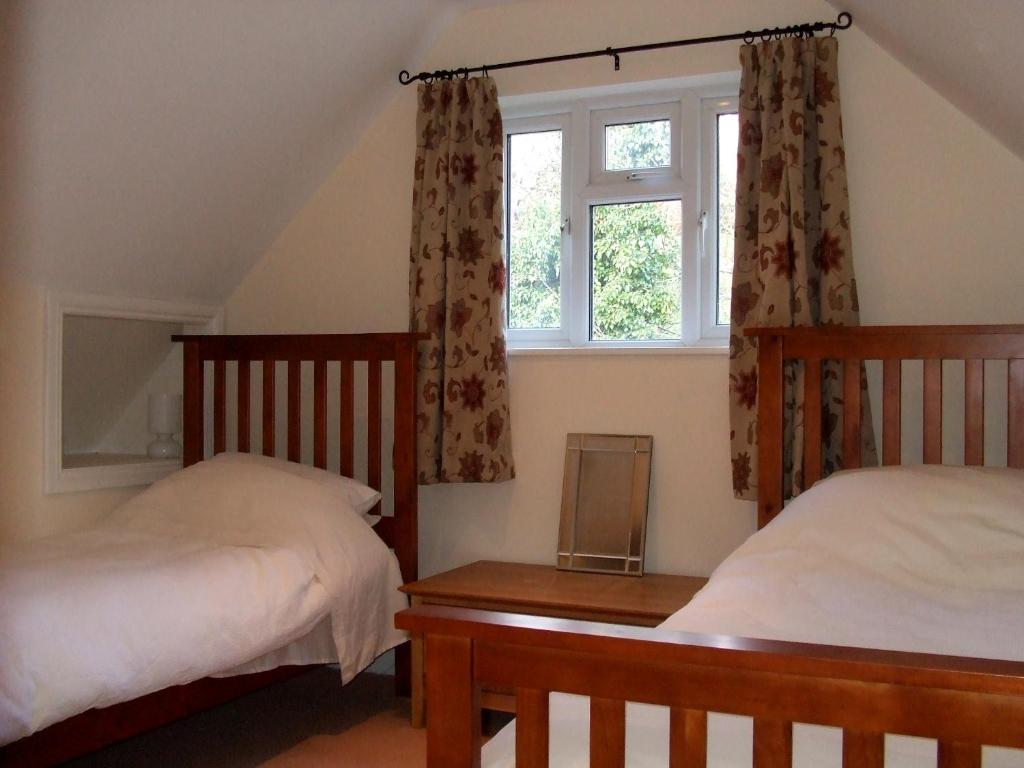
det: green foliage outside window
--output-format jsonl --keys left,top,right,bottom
{"left": 605, "top": 120, "right": 671, "bottom": 171}
{"left": 508, "top": 123, "right": 687, "bottom": 341}
{"left": 591, "top": 201, "right": 681, "bottom": 341}
{"left": 507, "top": 131, "right": 561, "bottom": 330}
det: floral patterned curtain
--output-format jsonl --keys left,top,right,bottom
{"left": 729, "top": 37, "right": 876, "bottom": 501}
{"left": 409, "top": 77, "right": 515, "bottom": 484}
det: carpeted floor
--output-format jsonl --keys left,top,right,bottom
{"left": 66, "top": 670, "right": 426, "bottom": 767}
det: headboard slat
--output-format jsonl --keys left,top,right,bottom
{"left": 368, "top": 359, "right": 382, "bottom": 517}
{"left": 313, "top": 360, "right": 327, "bottom": 469}
{"left": 340, "top": 360, "right": 355, "bottom": 478}
{"left": 213, "top": 359, "right": 226, "bottom": 455}
{"left": 842, "top": 731, "right": 884, "bottom": 768}
{"left": 182, "top": 343, "right": 203, "bottom": 466}
{"left": 262, "top": 360, "right": 275, "bottom": 457}
{"left": 1010, "top": 359, "right": 1024, "bottom": 469}
{"left": 287, "top": 360, "right": 301, "bottom": 463}
{"left": 937, "top": 741, "right": 982, "bottom": 768}
{"left": 756, "top": 334, "right": 784, "bottom": 528}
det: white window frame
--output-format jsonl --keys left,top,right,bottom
{"left": 700, "top": 95, "right": 740, "bottom": 341}
{"left": 502, "top": 73, "right": 739, "bottom": 350}
{"left": 504, "top": 113, "right": 573, "bottom": 345}
{"left": 589, "top": 102, "right": 680, "bottom": 185}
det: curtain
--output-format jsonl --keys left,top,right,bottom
{"left": 409, "top": 77, "right": 515, "bottom": 484}
{"left": 729, "top": 37, "right": 876, "bottom": 501}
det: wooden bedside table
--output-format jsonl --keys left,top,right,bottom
{"left": 400, "top": 560, "right": 708, "bottom": 727}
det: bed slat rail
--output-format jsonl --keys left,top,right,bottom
{"left": 398, "top": 605, "right": 1024, "bottom": 768}
{"left": 748, "top": 325, "right": 1024, "bottom": 527}
{"left": 173, "top": 332, "right": 424, "bottom": 583}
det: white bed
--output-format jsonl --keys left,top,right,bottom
{"left": 0, "top": 453, "right": 407, "bottom": 746}
{"left": 482, "top": 465, "right": 1024, "bottom": 767}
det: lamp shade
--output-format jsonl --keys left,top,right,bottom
{"left": 148, "top": 393, "right": 182, "bottom": 436}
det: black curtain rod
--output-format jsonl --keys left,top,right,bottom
{"left": 398, "top": 12, "right": 852, "bottom": 85}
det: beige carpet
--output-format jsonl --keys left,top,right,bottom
{"left": 67, "top": 670, "right": 426, "bottom": 767}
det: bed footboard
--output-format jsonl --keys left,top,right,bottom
{"left": 396, "top": 605, "right": 1024, "bottom": 768}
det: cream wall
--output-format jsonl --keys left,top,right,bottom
{"left": 226, "top": 0, "right": 1024, "bottom": 578}
{"left": 0, "top": 278, "right": 141, "bottom": 542}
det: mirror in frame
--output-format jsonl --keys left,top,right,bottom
{"left": 557, "top": 433, "right": 653, "bottom": 576}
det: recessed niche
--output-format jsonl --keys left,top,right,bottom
{"left": 45, "top": 291, "right": 221, "bottom": 494}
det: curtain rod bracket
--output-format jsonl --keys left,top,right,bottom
{"left": 606, "top": 47, "right": 621, "bottom": 72}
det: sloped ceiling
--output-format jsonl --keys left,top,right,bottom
{"left": 828, "top": 0, "right": 1024, "bottom": 159}
{"left": 3, "top": 1, "right": 1021, "bottom": 306}
{"left": 2, "top": 0, "right": 481, "bottom": 302}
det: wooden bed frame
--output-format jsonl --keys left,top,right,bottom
{"left": 396, "top": 324, "right": 1024, "bottom": 768}
{"left": 2, "top": 333, "right": 424, "bottom": 767}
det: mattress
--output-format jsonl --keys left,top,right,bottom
{"left": 482, "top": 465, "right": 1024, "bottom": 767}
{"left": 0, "top": 457, "right": 407, "bottom": 745}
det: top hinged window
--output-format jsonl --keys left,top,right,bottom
{"left": 590, "top": 102, "right": 681, "bottom": 185}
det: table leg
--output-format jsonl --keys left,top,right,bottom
{"left": 411, "top": 597, "right": 426, "bottom": 728}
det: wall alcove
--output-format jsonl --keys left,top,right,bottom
{"left": 45, "top": 291, "right": 222, "bottom": 494}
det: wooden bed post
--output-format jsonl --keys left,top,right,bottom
{"left": 755, "top": 333, "right": 784, "bottom": 528}
{"left": 425, "top": 634, "right": 480, "bottom": 768}
{"left": 392, "top": 337, "right": 420, "bottom": 697}
{"left": 393, "top": 337, "right": 419, "bottom": 583}
{"left": 181, "top": 340, "right": 203, "bottom": 467}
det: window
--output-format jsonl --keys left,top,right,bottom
{"left": 503, "top": 77, "right": 738, "bottom": 348}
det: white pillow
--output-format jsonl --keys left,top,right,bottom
{"left": 207, "top": 452, "right": 382, "bottom": 520}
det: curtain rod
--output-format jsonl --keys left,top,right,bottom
{"left": 398, "top": 11, "right": 852, "bottom": 85}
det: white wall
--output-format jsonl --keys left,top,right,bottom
{"left": 224, "top": 0, "right": 1024, "bottom": 579}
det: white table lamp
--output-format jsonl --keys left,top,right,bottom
{"left": 147, "top": 393, "right": 182, "bottom": 459}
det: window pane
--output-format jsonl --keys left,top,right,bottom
{"left": 716, "top": 113, "right": 739, "bottom": 326}
{"left": 605, "top": 120, "right": 671, "bottom": 171}
{"left": 591, "top": 200, "right": 682, "bottom": 341}
{"left": 507, "top": 130, "right": 562, "bottom": 330}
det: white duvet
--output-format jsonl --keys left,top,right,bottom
{"left": 0, "top": 455, "right": 406, "bottom": 745}
{"left": 484, "top": 465, "right": 1024, "bottom": 767}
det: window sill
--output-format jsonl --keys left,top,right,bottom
{"left": 508, "top": 343, "right": 728, "bottom": 357}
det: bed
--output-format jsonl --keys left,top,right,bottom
{"left": 0, "top": 332, "right": 423, "bottom": 767}
{"left": 396, "top": 324, "right": 1024, "bottom": 768}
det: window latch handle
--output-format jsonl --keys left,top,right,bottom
{"left": 698, "top": 209, "right": 708, "bottom": 262}
{"left": 625, "top": 171, "right": 660, "bottom": 181}
{"left": 561, "top": 217, "right": 571, "bottom": 235}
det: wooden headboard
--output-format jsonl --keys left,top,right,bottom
{"left": 172, "top": 332, "right": 426, "bottom": 582}
{"left": 747, "top": 325, "right": 1024, "bottom": 528}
